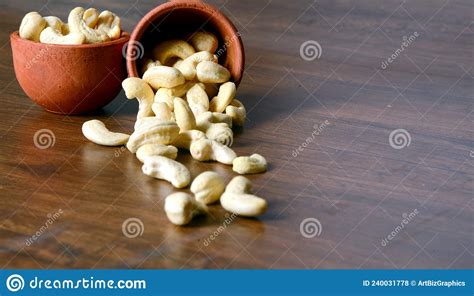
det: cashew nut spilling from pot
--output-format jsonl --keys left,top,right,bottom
{"left": 220, "top": 176, "right": 268, "bottom": 217}
{"left": 122, "top": 77, "right": 154, "bottom": 119}
{"left": 79, "top": 35, "right": 270, "bottom": 228}
{"left": 164, "top": 192, "right": 207, "bottom": 225}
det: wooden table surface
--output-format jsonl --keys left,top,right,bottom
{"left": 0, "top": 0, "right": 472, "bottom": 269}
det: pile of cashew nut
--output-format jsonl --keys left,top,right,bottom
{"left": 18, "top": 7, "right": 121, "bottom": 45}
{"left": 82, "top": 32, "right": 268, "bottom": 225}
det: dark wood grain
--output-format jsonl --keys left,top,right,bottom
{"left": 0, "top": 0, "right": 472, "bottom": 269}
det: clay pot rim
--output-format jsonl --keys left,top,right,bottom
{"left": 126, "top": 0, "right": 245, "bottom": 83}
{"left": 10, "top": 31, "right": 130, "bottom": 49}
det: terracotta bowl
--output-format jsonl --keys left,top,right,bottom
{"left": 10, "top": 32, "right": 130, "bottom": 115}
{"left": 126, "top": 0, "right": 245, "bottom": 86}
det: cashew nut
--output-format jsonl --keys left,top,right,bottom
{"left": 190, "top": 171, "right": 225, "bottom": 204}
{"left": 226, "top": 99, "right": 246, "bottom": 127}
{"left": 142, "top": 66, "right": 185, "bottom": 89}
{"left": 19, "top": 12, "right": 47, "bottom": 42}
{"left": 204, "top": 123, "right": 233, "bottom": 147}
{"left": 209, "top": 82, "right": 236, "bottom": 113}
{"left": 97, "top": 10, "right": 121, "bottom": 40}
{"left": 39, "top": 27, "right": 86, "bottom": 45}
{"left": 61, "top": 23, "right": 70, "bottom": 35}
{"left": 196, "top": 61, "right": 230, "bottom": 83}
{"left": 127, "top": 120, "right": 179, "bottom": 153}
{"left": 153, "top": 39, "right": 195, "bottom": 65}
{"left": 196, "top": 112, "right": 233, "bottom": 146}
{"left": 220, "top": 176, "right": 267, "bottom": 217}
{"left": 142, "top": 156, "right": 191, "bottom": 188}
{"left": 136, "top": 144, "right": 178, "bottom": 162}
{"left": 134, "top": 116, "right": 166, "bottom": 131}
{"left": 167, "top": 81, "right": 196, "bottom": 97}
{"left": 122, "top": 77, "right": 154, "bottom": 119}
{"left": 174, "top": 97, "right": 196, "bottom": 131}
{"left": 189, "top": 31, "right": 218, "bottom": 53}
{"left": 154, "top": 88, "right": 174, "bottom": 111}
{"left": 154, "top": 82, "right": 197, "bottom": 102}
{"left": 172, "top": 58, "right": 183, "bottom": 68}
{"left": 173, "top": 130, "right": 207, "bottom": 150}
{"left": 82, "top": 119, "right": 130, "bottom": 146}
{"left": 40, "top": 15, "right": 84, "bottom": 45}
{"left": 43, "top": 16, "right": 64, "bottom": 32}
{"left": 68, "top": 7, "right": 110, "bottom": 43}
{"left": 164, "top": 192, "right": 207, "bottom": 225}
{"left": 226, "top": 175, "right": 253, "bottom": 193}
{"left": 200, "top": 112, "right": 233, "bottom": 128}
{"left": 186, "top": 83, "right": 209, "bottom": 117}
{"left": 152, "top": 102, "right": 175, "bottom": 121}
{"left": 82, "top": 8, "right": 99, "bottom": 28}
{"left": 142, "top": 59, "right": 161, "bottom": 73}
{"left": 175, "top": 51, "right": 217, "bottom": 80}
{"left": 233, "top": 154, "right": 267, "bottom": 174}
{"left": 190, "top": 138, "right": 236, "bottom": 165}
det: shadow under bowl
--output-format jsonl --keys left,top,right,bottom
{"left": 10, "top": 31, "right": 130, "bottom": 115}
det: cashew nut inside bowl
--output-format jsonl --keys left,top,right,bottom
{"left": 18, "top": 7, "right": 123, "bottom": 44}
